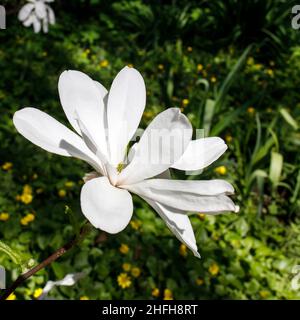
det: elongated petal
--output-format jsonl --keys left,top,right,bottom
{"left": 80, "top": 177, "right": 133, "bottom": 233}
{"left": 47, "top": 6, "right": 55, "bottom": 25}
{"left": 124, "top": 178, "right": 238, "bottom": 213}
{"left": 18, "top": 3, "right": 34, "bottom": 21}
{"left": 118, "top": 108, "right": 192, "bottom": 185}
{"left": 107, "top": 67, "right": 146, "bottom": 166}
{"left": 35, "top": 2, "right": 47, "bottom": 19}
{"left": 172, "top": 137, "right": 227, "bottom": 171}
{"left": 32, "top": 15, "right": 42, "bottom": 33}
{"left": 94, "top": 81, "right": 108, "bottom": 100}
{"left": 144, "top": 198, "right": 200, "bottom": 257}
{"left": 58, "top": 70, "right": 108, "bottom": 157}
{"left": 13, "top": 107, "right": 103, "bottom": 173}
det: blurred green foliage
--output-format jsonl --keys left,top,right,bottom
{"left": 1, "top": 0, "right": 300, "bottom": 300}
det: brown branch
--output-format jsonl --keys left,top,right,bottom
{"left": 0, "top": 224, "right": 91, "bottom": 300}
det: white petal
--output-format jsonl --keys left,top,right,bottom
{"left": 107, "top": 66, "right": 146, "bottom": 166}
{"left": 94, "top": 81, "right": 108, "bottom": 100}
{"left": 13, "top": 107, "right": 103, "bottom": 173}
{"left": 144, "top": 198, "right": 200, "bottom": 257}
{"left": 80, "top": 177, "right": 133, "bottom": 234}
{"left": 58, "top": 70, "right": 108, "bottom": 158}
{"left": 23, "top": 14, "right": 34, "bottom": 27}
{"left": 172, "top": 137, "right": 227, "bottom": 171}
{"left": 35, "top": 2, "right": 47, "bottom": 19}
{"left": 32, "top": 15, "right": 41, "bottom": 33}
{"left": 124, "top": 178, "right": 238, "bottom": 213}
{"left": 47, "top": 6, "right": 55, "bottom": 25}
{"left": 42, "top": 18, "right": 49, "bottom": 33}
{"left": 118, "top": 108, "right": 192, "bottom": 185}
{"left": 18, "top": 3, "right": 35, "bottom": 21}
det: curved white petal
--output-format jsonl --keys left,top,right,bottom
{"left": 144, "top": 198, "right": 200, "bottom": 258}
{"left": 58, "top": 70, "right": 108, "bottom": 158}
{"left": 32, "top": 15, "right": 42, "bottom": 33}
{"left": 18, "top": 3, "right": 35, "bottom": 22}
{"left": 35, "top": 2, "right": 47, "bottom": 19}
{"left": 118, "top": 108, "right": 192, "bottom": 185}
{"left": 13, "top": 107, "right": 103, "bottom": 173}
{"left": 42, "top": 17, "right": 49, "bottom": 33}
{"left": 107, "top": 66, "right": 146, "bottom": 166}
{"left": 47, "top": 6, "right": 55, "bottom": 25}
{"left": 124, "top": 178, "right": 238, "bottom": 213}
{"left": 80, "top": 177, "right": 133, "bottom": 234}
{"left": 172, "top": 137, "right": 227, "bottom": 171}
{"left": 94, "top": 81, "right": 108, "bottom": 100}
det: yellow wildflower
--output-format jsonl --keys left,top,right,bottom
{"left": 152, "top": 288, "right": 160, "bottom": 297}
{"left": 247, "top": 106, "right": 255, "bottom": 114}
{"left": 122, "top": 263, "right": 131, "bottom": 272}
{"left": 100, "top": 59, "right": 109, "bottom": 68}
{"left": 198, "top": 213, "right": 205, "bottom": 220}
{"left": 182, "top": 99, "right": 189, "bottom": 107}
{"left": 214, "top": 166, "right": 227, "bottom": 175}
{"left": 6, "top": 293, "right": 16, "bottom": 300}
{"left": 20, "top": 213, "right": 35, "bottom": 226}
{"left": 225, "top": 134, "right": 233, "bottom": 143}
{"left": 0, "top": 212, "right": 10, "bottom": 221}
{"left": 2, "top": 162, "right": 13, "bottom": 171}
{"left": 187, "top": 46, "right": 193, "bottom": 52}
{"left": 32, "top": 173, "right": 38, "bottom": 180}
{"left": 247, "top": 57, "right": 254, "bottom": 65}
{"left": 80, "top": 296, "right": 90, "bottom": 300}
{"left": 20, "top": 193, "right": 33, "bottom": 205}
{"left": 65, "top": 181, "right": 75, "bottom": 188}
{"left": 58, "top": 189, "right": 67, "bottom": 198}
{"left": 196, "top": 278, "right": 204, "bottom": 286}
{"left": 33, "top": 288, "right": 43, "bottom": 299}
{"left": 266, "top": 69, "right": 274, "bottom": 77}
{"left": 210, "top": 76, "right": 217, "bottom": 83}
{"left": 117, "top": 273, "right": 132, "bottom": 289}
{"left": 119, "top": 244, "right": 129, "bottom": 254}
{"left": 158, "top": 64, "right": 164, "bottom": 70}
{"left": 197, "top": 64, "right": 203, "bottom": 72}
{"left": 163, "top": 289, "right": 173, "bottom": 300}
{"left": 127, "top": 63, "right": 134, "bottom": 68}
{"left": 23, "top": 184, "right": 32, "bottom": 194}
{"left": 209, "top": 263, "right": 220, "bottom": 276}
{"left": 131, "top": 267, "right": 141, "bottom": 278}
{"left": 130, "top": 220, "right": 141, "bottom": 230}
{"left": 179, "top": 244, "right": 187, "bottom": 257}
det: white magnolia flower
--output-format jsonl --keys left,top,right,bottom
{"left": 13, "top": 66, "right": 239, "bottom": 258}
{"left": 18, "top": 0, "right": 55, "bottom": 33}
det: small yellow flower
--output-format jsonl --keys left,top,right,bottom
{"left": 0, "top": 212, "right": 10, "bottom": 221}
{"left": 6, "top": 293, "right": 16, "bottom": 300}
{"left": 119, "top": 244, "right": 129, "bottom": 254}
{"left": 100, "top": 59, "right": 109, "bottom": 68}
{"left": 182, "top": 99, "right": 189, "bottom": 107}
{"left": 254, "top": 63, "right": 263, "bottom": 71}
{"left": 2, "top": 162, "right": 13, "bottom": 171}
{"left": 197, "top": 64, "right": 203, "bottom": 72}
{"left": 266, "top": 69, "right": 274, "bottom": 77}
{"left": 187, "top": 46, "right": 193, "bottom": 52}
{"left": 214, "top": 166, "right": 227, "bottom": 175}
{"left": 127, "top": 63, "right": 134, "bottom": 68}
{"left": 80, "top": 296, "right": 90, "bottom": 300}
{"left": 65, "top": 181, "right": 75, "bottom": 188}
{"left": 122, "top": 263, "right": 131, "bottom": 272}
{"left": 32, "top": 173, "right": 38, "bottom": 180}
{"left": 198, "top": 213, "right": 205, "bottom": 220}
{"left": 23, "top": 184, "right": 32, "bottom": 195}
{"left": 131, "top": 267, "right": 141, "bottom": 278}
{"left": 259, "top": 290, "right": 269, "bottom": 299}
{"left": 117, "top": 273, "right": 132, "bottom": 289}
{"left": 163, "top": 289, "right": 173, "bottom": 300}
{"left": 210, "top": 76, "right": 217, "bottom": 83}
{"left": 130, "top": 220, "right": 141, "bottom": 230}
{"left": 196, "top": 278, "right": 204, "bottom": 286}
{"left": 179, "top": 244, "right": 187, "bottom": 257}
{"left": 225, "top": 134, "right": 233, "bottom": 143}
{"left": 20, "top": 213, "right": 35, "bottom": 226}
{"left": 58, "top": 189, "right": 67, "bottom": 198}
{"left": 20, "top": 193, "right": 33, "bottom": 205}
{"left": 209, "top": 263, "right": 220, "bottom": 276}
{"left": 152, "top": 288, "right": 160, "bottom": 297}
{"left": 247, "top": 57, "right": 254, "bottom": 65}
{"left": 158, "top": 64, "right": 164, "bottom": 70}
{"left": 33, "top": 288, "right": 43, "bottom": 299}
{"left": 247, "top": 106, "right": 255, "bottom": 114}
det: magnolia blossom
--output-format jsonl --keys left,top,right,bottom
{"left": 13, "top": 66, "right": 239, "bottom": 258}
{"left": 18, "top": 0, "right": 55, "bottom": 33}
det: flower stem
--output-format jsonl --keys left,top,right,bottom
{"left": 0, "top": 224, "right": 91, "bottom": 300}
